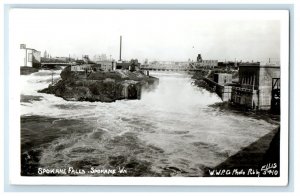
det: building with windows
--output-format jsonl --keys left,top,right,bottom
{"left": 20, "top": 44, "right": 41, "bottom": 68}
{"left": 213, "top": 73, "right": 233, "bottom": 85}
{"left": 191, "top": 54, "right": 218, "bottom": 69}
{"left": 93, "top": 60, "right": 116, "bottom": 71}
{"left": 71, "top": 64, "right": 92, "bottom": 72}
{"left": 116, "top": 59, "right": 140, "bottom": 71}
{"left": 231, "top": 62, "right": 280, "bottom": 110}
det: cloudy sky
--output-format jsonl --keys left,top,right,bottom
{"left": 10, "top": 9, "right": 281, "bottom": 62}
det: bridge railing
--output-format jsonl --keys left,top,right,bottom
{"left": 140, "top": 68, "right": 203, "bottom": 71}
{"left": 41, "top": 62, "right": 73, "bottom": 65}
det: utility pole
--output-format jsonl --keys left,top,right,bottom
{"left": 51, "top": 70, "right": 54, "bottom": 85}
{"left": 119, "top": 35, "right": 122, "bottom": 62}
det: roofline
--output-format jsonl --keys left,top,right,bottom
{"left": 25, "top": 48, "right": 40, "bottom": 52}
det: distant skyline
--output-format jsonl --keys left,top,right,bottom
{"left": 10, "top": 9, "right": 281, "bottom": 62}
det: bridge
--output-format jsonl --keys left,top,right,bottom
{"left": 41, "top": 62, "right": 72, "bottom": 65}
{"left": 140, "top": 67, "right": 203, "bottom": 72}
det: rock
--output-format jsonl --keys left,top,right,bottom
{"left": 39, "top": 66, "right": 158, "bottom": 102}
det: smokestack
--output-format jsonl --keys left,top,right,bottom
{"left": 119, "top": 35, "right": 122, "bottom": 61}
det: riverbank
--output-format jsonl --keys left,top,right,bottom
{"left": 204, "top": 126, "right": 280, "bottom": 177}
{"left": 191, "top": 69, "right": 238, "bottom": 93}
{"left": 205, "top": 102, "right": 280, "bottom": 177}
{"left": 39, "top": 66, "right": 159, "bottom": 102}
{"left": 205, "top": 92, "right": 280, "bottom": 177}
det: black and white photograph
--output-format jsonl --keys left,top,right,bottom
{"left": 8, "top": 8, "right": 289, "bottom": 185}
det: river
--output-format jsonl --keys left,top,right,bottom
{"left": 20, "top": 70, "right": 277, "bottom": 176}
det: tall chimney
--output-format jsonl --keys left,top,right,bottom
{"left": 119, "top": 35, "right": 122, "bottom": 61}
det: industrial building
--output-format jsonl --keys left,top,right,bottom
{"left": 213, "top": 73, "right": 233, "bottom": 85}
{"left": 115, "top": 36, "right": 141, "bottom": 71}
{"left": 116, "top": 60, "right": 140, "bottom": 71}
{"left": 93, "top": 60, "right": 116, "bottom": 71}
{"left": 20, "top": 44, "right": 41, "bottom": 68}
{"left": 231, "top": 62, "right": 280, "bottom": 110}
{"left": 191, "top": 54, "right": 218, "bottom": 69}
{"left": 217, "top": 61, "right": 239, "bottom": 69}
{"left": 70, "top": 64, "right": 92, "bottom": 72}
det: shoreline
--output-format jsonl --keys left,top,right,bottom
{"left": 204, "top": 126, "right": 280, "bottom": 177}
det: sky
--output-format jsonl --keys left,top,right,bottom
{"left": 10, "top": 9, "right": 281, "bottom": 62}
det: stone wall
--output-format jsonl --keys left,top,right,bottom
{"left": 258, "top": 67, "right": 280, "bottom": 110}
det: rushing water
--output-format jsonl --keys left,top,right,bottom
{"left": 21, "top": 70, "right": 277, "bottom": 176}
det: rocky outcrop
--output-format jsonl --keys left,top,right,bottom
{"left": 39, "top": 66, "right": 159, "bottom": 102}
{"left": 191, "top": 70, "right": 213, "bottom": 92}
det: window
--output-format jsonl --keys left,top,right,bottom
{"left": 28, "top": 53, "right": 33, "bottom": 62}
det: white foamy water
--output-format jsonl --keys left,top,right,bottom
{"left": 21, "top": 70, "right": 277, "bottom": 176}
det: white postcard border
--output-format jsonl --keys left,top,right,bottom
{"left": 8, "top": 9, "right": 289, "bottom": 186}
